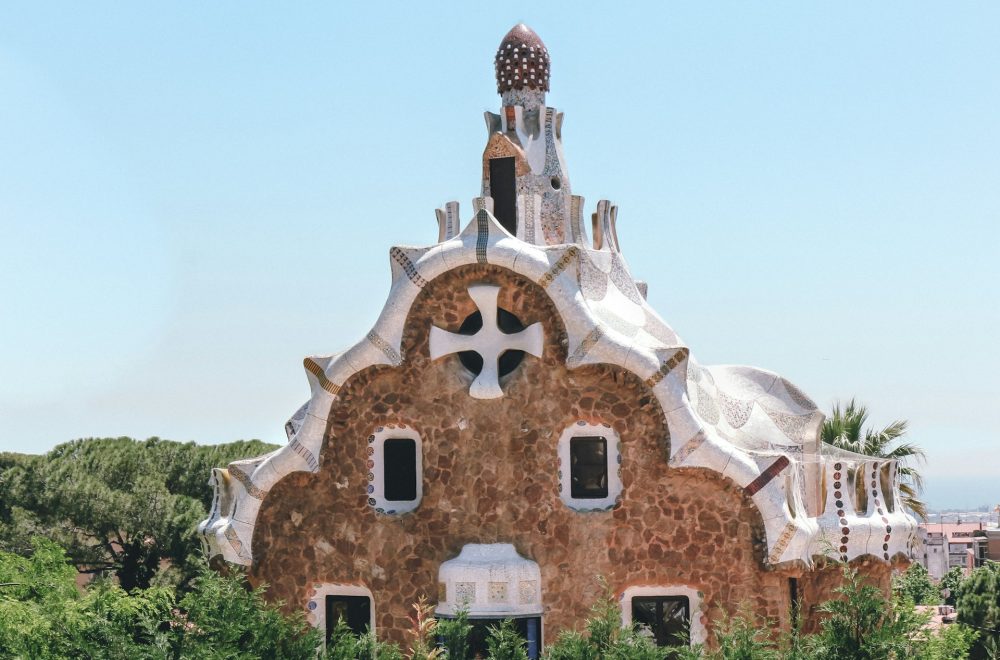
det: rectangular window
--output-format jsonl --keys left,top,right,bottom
{"left": 459, "top": 616, "right": 542, "bottom": 659}
{"left": 383, "top": 438, "right": 417, "bottom": 501}
{"left": 631, "top": 596, "right": 690, "bottom": 648}
{"left": 488, "top": 156, "right": 518, "bottom": 235}
{"left": 325, "top": 595, "right": 371, "bottom": 641}
{"left": 570, "top": 436, "right": 608, "bottom": 499}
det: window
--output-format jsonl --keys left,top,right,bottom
{"left": 367, "top": 425, "right": 422, "bottom": 514}
{"left": 325, "top": 595, "right": 371, "bottom": 641}
{"left": 453, "top": 617, "right": 542, "bottom": 659}
{"left": 557, "top": 422, "right": 622, "bottom": 511}
{"left": 305, "top": 584, "right": 376, "bottom": 647}
{"left": 383, "top": 438, "right": 417, "bottom": 501}
{"left": 570, "top": 436, "right": 608, "bottom": 499}
{"left": 489, "top": 156, "right": 517, "bottom": 235}
{"left": 621, "top": 586, "right": 705, "bottom": 647}
{"left": 631, "top": 596, "right": 690, "bottom": 647}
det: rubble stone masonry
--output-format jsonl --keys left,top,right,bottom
{"left": 249, "top": 264, "right": 890, "bottom": 646}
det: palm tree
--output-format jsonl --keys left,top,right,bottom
{"left": 821, "top": 399, "right": 927, "bottom": 520}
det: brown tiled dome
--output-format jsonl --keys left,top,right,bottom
{"left": 494, "top": 24, "right": 550, "bottom": 94}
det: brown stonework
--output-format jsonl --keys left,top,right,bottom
{"left": 247, "top": 264, "right": 876, "bottom": 647}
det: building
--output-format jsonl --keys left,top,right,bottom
{"left": 914, "top": 526, "right": 949, "bottom": 580}
{"left": 198, "top": 25, "right": 918, "bottom": 655}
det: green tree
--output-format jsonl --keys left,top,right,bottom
{"left": 435, "top": 609, "right": 471, "bottom": 659}
{"left": 0, "top": 538, "right": 322, "bottom": 659}
{"left": 895, "top": 563, "right": 942, "bottom": 605}
{"left": 0, "top": 437, "right": 277, "bottom": 591}
{"left": 821, "top": 399, "right": 927, "bottom": 520}
{"left": 810, "top": 566, "right": 929, "bottom": 660}
{"left": 942, "top": 566, "right": 966, "bottom": 606}
{"left": 485, "top": 619, "right": 529, "bottom": 660}
{"left": 957, "top": 561, "right": 1000, "bottom": 659}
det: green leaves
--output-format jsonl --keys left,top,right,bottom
{"left": 821, "top": 399, "right": 928, "bottom": 520}
{"left": 0, "top": 437, "right": 278, "bottom": 591}
{"left": 957, "top": 561, "right": 1000, "bottom": 659}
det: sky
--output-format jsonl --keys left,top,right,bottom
{"left": 1, "top": 2, "right": 997, "bottom": 510}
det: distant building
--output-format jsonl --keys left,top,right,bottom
{"left": 916, "top": 522, "right": 989, "bottom": 577}
{"left": 972, "top": 529, "right": 1000, "bottom": 568}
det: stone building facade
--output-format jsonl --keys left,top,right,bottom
{"left": 199, "top": 25, "right": 916, "bottom": 655}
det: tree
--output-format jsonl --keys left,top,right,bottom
{"left": 957, "top": 561, "right": 1000, "bottom": 659}
{"left": 0, "top": 538, "right": 322, "bottom": 659}
{"left": 894, "top": 564, "right": 941, "bottom": 605}
{"left": 0, "top": 437, "right": 277, "bottom": 591}
{"left": 821, "top": 399, "right": 927, "bottom": 520}
{"left": 941, "top": 566, "right": 966, "bottom": 607}
{"left": 810, "top": 567, "right": 928, "bottom": 660}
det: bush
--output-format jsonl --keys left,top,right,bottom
{"left": 436, "top": 609, "right": 471, "bottom": 659}
{"left": 957, "top": 561, "right": 1000, "bottom": 659}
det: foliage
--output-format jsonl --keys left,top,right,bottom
{"left": 0, "top": 538, "right": 320, "bottom": 659}
{"left": 895, "top": 563, "right": 942, "bottom": 605}
{"left": 821, "top": 398, "right": 927, "bottom": 519}
{"left": 942, "top": 566, "right": 966, "bottom": 606}
{"left": 915, "top": 621, "right": 978, "bottom": 660}
{"left": 407, "top": 596, "right": 442, "bottom": 660}
{"left": 809, "top": 566, "right": 929, "bottom": 660}
{"left": 0, "top": 436, "right": 276, "bottom": 591}
{"left": 435, "top": 609, "right": 471, "bottom": 659}
{"left": 957, "top": 561, "right": 1000, "bottom": 659}
{"left": 485, "top": 618, "right": 529, "bottom": 660}
{"left": 542, "top": 579, "right": 670, "bottom": 659}
{"left": 323, "top": 618, "right": 404, "bottom": 660}
{"left": 702, "top": 604, "right": 779, "bottom": 660}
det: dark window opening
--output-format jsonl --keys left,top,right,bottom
{"left": 570, "top": 436, "right": 609, "bottom": 499}
{"left": 631, "top": 596, "right": 690, "bottom": 648}
{"left": 383, "top": 438, "right": 417, "bottom": 501}
{"left": 789, "top": 578, "right": 799, "bottom": 620}
{"left": 441, "top": 616, "right": 541, "bottom": 659}
{"left": 489, "top": 156, "right": 518, "bottom": 235}
{"left": 325, "top": 595, "right": 371, "bottom": 642}
{"left": 457, "top": 307, "right": 526, "bottom": 377}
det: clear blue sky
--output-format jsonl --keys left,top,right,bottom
{"left": 1, "top": 3, "right": 997, "bottom": 510}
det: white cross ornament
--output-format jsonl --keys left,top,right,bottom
{"left": 429, "top": 285, "right": 544, "bottom": 399}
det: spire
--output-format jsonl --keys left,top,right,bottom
{"left": 494, "top": 24, "right": 550, "bottom": 101}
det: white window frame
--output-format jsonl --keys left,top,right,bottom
{"left": 306, "top": 583, "right": 376, "bottom": 644}
{"left": 620, "top": 585, "right": 706, "bottom": 646}
{"left": 557, "top": 421, "right": 622, "bottom": 511}
{"left": 367, "top": 424, "right": 422, "bottom": 514}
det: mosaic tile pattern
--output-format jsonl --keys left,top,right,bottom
{"left": 494, "top": 24, "right": 550, "bottom": 93}
{"left": 488, "top": 581, "right": 508, "bottom": 603}
{"left": 518, "top": 580, "right": 537, "bottom": 604}
{"left": 455, "top": 582, "right": 476, "bottom": 605}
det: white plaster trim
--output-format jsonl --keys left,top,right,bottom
{"left": 620, "top": 584, "right": 706, "bottom": 646}
{"left": 306, "top": 583, "right": 375, "bottom": 640}
{"left": 367, "top": 424, "right": 423, "bottom": 514}
{"left": 557, "top": 421, "right": 622, "bottom": 512}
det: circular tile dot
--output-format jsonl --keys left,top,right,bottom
{"left": 834, "top": 491, "right": 842, "bottom": 499}
{"left": 836, "top": 500, "right": 844, "bottom": 508}
{"left": 841, "top": 536, "right": 849, "bottom": 544}
{"left": 840, "top": 545, "right": 848, "bottom": 553}
{"left": 834, "top": 471, "right": 842, "bottom": 480}
{"left": 840, "top": 518, "right": 848, "bottom": 525}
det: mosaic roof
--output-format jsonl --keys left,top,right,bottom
{"left": 494, "top": 23, "right": 550, "bottom": 94}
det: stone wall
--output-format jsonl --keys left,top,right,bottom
{"left": 248, "top": 264, "right": 873, "bottom": 646}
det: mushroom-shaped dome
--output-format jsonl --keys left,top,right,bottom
{"left": 494, "top": 23, "right": 550, "bottom": 94}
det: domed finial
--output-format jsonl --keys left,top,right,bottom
{"left": 494, "top": 24, "right": 550, "bottom": 95}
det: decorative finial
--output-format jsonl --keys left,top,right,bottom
{"left": 494, "top": 24, "right": 550, "bottom": 95}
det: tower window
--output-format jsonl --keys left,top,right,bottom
{"left": 489, "top": 156, "right": 518, "bottom": 235}
{"left": 570, "top": 436, "right": 608, "bottom": 499}
{"left": 325, "top": 595, "right": 372, "bottom": 640}
{"left": 367, "top": 425, "right": 422, "bottom": 514}
{"left": 557, "top": 422, "right": 622, "bottom": 511}
{"left": 630, "top": 595, "right": 690, "bottom": 648}
{"left": 383, "top": 438, "right": 417, "bottom": 501}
